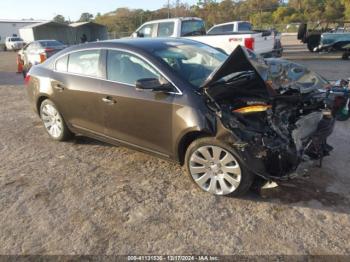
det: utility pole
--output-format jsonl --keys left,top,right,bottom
{"left": 167, "top": 0, "right": 170, "bottom": 18}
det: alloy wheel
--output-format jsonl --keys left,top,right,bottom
{"left": 189, "top": 146, "right": 242, "bottom": 195}
{"left": 40, "top": 104, "right": 63, "bottom": 139}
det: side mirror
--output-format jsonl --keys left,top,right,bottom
{"left": 137, "top": 32, "right": 144, "bottom": 38}
{"left": 136, "top": 78, "right": 174, "bottom": 92}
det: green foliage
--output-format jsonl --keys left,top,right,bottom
{"left": 53, "top": 15, "right": 68, "bottom": 24}
{"left": 93, "top": 0, "right": 350, "bottom": 35}
{"left": 79, "top": 13, "right": 94, "bottom": 22}
{"left": 341, "top": 0, "right": 350, "bottom": 19}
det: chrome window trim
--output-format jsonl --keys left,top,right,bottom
{"left": 53, "top": 47, "right": 183, "bottom": 96}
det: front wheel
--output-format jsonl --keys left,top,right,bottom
{"left": 40, "top": 99, "right": 72, "bottom": 141}
{"left": 185, "top": 137, "right": 254, "bottom": 196}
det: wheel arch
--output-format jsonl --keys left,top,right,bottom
{"left": 177, "top": 131, "right": 211, "bottom": 165}
{"left": 36, "top": 95, "right": 49, "bottom": 115}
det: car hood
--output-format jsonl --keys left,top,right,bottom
{"left": 202, "top": 45, "right": 330, "bottom": 98}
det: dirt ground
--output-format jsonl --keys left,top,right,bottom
{"left": 1, "top": 37, "right": 350, "bottom": 255}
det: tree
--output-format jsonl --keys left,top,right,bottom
{"left": 341, "top": 0, "right": 350, "bottom": 19}
{"left": 79, "top": 13, "right": 94, "bottom": 22}
{"left": 53, "top": 15, "right": 67, "bottom": 24}
{"left": 324, "top": 0, "right": 344, "bottom": 21}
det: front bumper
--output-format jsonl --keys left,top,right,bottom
{"left": 236, "top": 115, "right": 335, "bottom": 181}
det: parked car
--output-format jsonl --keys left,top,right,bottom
{"left": 25, "top": 38, "right": 335, "bottom": 196}
{"left": 314, "top": 32, "right": 350, "bottom": 58}
{"left": 131, "top": 17, "right": 276, "bottom": 57}
{"left": 18, "top": 40, "right": 67, "bottom": 76}
{"left": 5, "top": 37, "right": 25, "bottom": 51}
{"left": 298, "top": 21, "right": 350, "bottom": 52}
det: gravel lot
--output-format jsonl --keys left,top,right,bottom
{"left": 1, "top": 39, "right": 350, "bottom": 255}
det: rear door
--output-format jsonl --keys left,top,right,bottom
{"left": 99, "top": 49, "right": 178, "bottom": 157}
{"left": 50, "top": 49, "right": 107, "bottom": 135}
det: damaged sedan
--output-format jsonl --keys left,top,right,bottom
{"left": 25, "top": 38, "right": 335, "bottom": 196}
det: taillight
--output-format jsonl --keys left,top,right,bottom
{"left": 24, "top": 74, "right": 31, "bottom": 85}
{"left": 244, "top": 37, "right": 255, "bottom": 50}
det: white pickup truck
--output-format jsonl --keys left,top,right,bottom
{"left": 131, "top": 17, "right": 276, "bottom": 57}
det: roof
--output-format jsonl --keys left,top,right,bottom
{"left": 20, "top": 21, "right": 106, "bottom": 29}
{"left": 85, "top": 37, "right": 204, "bottom": 53}
{"left": 0, "top": 19, "right": 47, "bottom": 23}
{"left": 211, "top": 21, "right": 250, "bottom": 27}
{"left": 20, "top": 21, "right": 68, "bottom": 29}
{"left": 141, "top": 17, "right": 203, "bottom": 25}
{"left": 69, "top": 21, "right": 106, "bottom": 28}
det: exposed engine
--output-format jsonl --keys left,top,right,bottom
{"left": 203, "top": 46, "right": 336, "bottom": 180}
{"left": 218, "top": 90, "right": 334, "bottom": 179}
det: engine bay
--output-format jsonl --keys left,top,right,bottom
{"left": 218, "top": 89, "right": 334, "bottom": 179}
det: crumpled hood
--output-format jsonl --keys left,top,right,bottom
{"left": 202, "top": 45, "right": 330, "bottom": 97}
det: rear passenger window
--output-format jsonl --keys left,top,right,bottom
{"left": 68, "top": 50, "right": 100, "bottom": 77}
{"left": 158, "top": 22, "right": 175, "bottom": 37}
{"left": 55, "top": 55, "right": 68, "bottom": 72}
{"left": 107, "top": 50, "right": 160, "bottom": 85}
{"left": 208, "top": 24, "right": 233, "bottom": 35}
{"left": 238, "top": 22, "right": 252, "bottom": 31}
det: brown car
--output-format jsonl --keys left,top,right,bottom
{"left": 26, "top": 38, "right": 335, "bottom": 196}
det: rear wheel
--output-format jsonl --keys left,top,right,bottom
{"left": 39, "top": 99, "right": 72, "bottom": 141}
{"left": 185, "top": 137, "right": 254, "bottom": 196}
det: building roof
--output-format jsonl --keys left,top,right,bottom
{"left": 0, "top": 19, "right": 47, "bottom": 23}
{"left": 19, "top": 21, "right": 106, "bottom": 30}
{"left": 20, "top": 21, "right": 68, "bottom": 29}
{"left": 69, "top": 21, "right": 106, "bottom": 28}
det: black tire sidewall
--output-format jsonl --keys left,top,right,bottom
{"left": 185, "top": 137, "right": 254, "bottom": 197}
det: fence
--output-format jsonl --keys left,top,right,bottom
{"left": 107, "top": 31, "right": 132, "bottom": 40}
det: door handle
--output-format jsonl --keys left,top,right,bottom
{"left": 102, "top": 97, "right": 116, "bottom": 104}
{"left": 53, "top": 83, "right": 65, "bottom": 91}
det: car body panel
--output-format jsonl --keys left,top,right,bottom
{"left": 26, "top": 38, "right": 335, "bottom": 181}
{"left": 316, "top": 32, "right": 350, "bottom": 52}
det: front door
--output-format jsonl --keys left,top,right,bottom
{"left": 99, "top": 49, "right": 178, "bottom": 157}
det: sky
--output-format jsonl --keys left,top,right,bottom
{"left": 0, "top": 0, "right": 198, "bottom": 21}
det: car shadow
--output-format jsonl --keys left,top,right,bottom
{"left": 71, "top": 135, "right": 115, "bottom": 147}
{"left": 237, "top": 168, "right": 350, "bottom": 215}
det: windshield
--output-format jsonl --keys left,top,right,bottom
{"left": 181, "top": 20, "right": 206, "bottom": 36}
{"left": 10, "top": 37, "right": 22, "bottom": 42}
{"left": 153, "top": 42, "right": 227, "bottom": 88}
{"left": 39, "top": 40, "right": 64, "bottom": 47}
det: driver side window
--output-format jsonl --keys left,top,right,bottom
{"left": 106, "top": 50, "right": 161, "bottom": 85}
{"left": 138, "top": 24, "right": 156, "bottom": 38}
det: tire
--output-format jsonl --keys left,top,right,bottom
{"left": 39, "top": 99, "right": 73, "bottom": 141}
{"left": 307, "top": 35, "right": 321, "bottom": 52}
{"left": 185, "top": 137, "right": 254, "bottom": 197}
